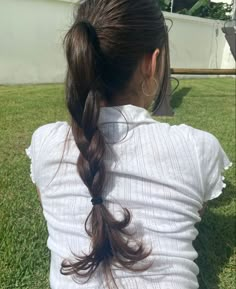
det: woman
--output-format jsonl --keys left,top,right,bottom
{"left": 26, "top": 0, "right": 232, "bottom": 288}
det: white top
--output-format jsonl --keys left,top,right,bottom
{"left": 26, "top": 104, "right": 232, "bottom": 289}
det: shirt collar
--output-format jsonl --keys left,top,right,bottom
{"left": 98, "top": 104, "right": 155, "bottom": 125}
{"left": 98, "top": 104, "right": 156, "bottom": 143}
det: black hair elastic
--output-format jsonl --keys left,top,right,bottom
{"left": 91, "top": 196, "right": 103, "bottom": 206}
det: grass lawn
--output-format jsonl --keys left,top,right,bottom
{"left": 0, "top": 78, "right": 235, "bottom": 289}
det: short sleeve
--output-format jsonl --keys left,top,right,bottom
{"left": 25, "top": 122, "right": 66, "bottom": 186}
{"left": 190, "top": 128, "right": 232, "bottom": 202}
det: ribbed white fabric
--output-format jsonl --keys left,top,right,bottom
{"left": 26, "top": 104, "right": 232, "bottom": 289}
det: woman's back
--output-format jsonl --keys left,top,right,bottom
{"left": 26, "top": 104, "right": 231, "bottom": 289}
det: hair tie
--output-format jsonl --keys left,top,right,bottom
{"left": 78, "top": 20, "right": 98, "bottom": 42}
{"left": 91, "top": 196, "right": 103, "bottom": 206}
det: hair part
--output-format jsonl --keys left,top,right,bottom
{"left": 60, "top": 0, "right": 169, "bottom": 287}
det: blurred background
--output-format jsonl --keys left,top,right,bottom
{"left": 0, "top": 0, "right": 235, "bottom": 85}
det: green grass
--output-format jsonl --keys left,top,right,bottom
{"left": 0, "top": 78, "right": 235, "bottom": 289}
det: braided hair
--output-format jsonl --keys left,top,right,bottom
{"left": 60, "top": 0, "right": 169, "bottom": 287}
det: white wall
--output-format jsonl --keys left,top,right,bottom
{"left": 165, "top": 12, "right": 234, "bottom": 69}
{"left": 0, "top": 0, "right": 235, "bottom": 85}
{"left": 0, "top": 0, "right": 74, "bottom": 84}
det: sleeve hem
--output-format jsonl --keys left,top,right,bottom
{"left": 224, "top": 161, "right": 233, "bottom": 171}
{"left": 204, "top": 161, "right": 233, "bottom": 202}
{"left": 25, "top": 146, "right": 36, "bottom": 185}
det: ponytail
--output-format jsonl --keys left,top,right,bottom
{"left": 61, "top": 20, "right": 151, "bottom": 287}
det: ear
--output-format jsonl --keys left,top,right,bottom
{"left": 140, "top": 48, "right": 160, "bottom": 78}
{"left": 151, "top": 48, "right": 160, "bottom": 78}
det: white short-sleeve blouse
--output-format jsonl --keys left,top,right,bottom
{"left": 26, "top": 104, "right": 232, "bottom": 289}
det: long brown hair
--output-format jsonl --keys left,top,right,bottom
{"left": 61, "top": 0, "right": 169, "bottom": 287}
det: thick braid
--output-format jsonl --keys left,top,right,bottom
{"left": 73, "top": 92, "right": 106, "bottom": 198}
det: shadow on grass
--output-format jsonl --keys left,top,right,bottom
{"left": 209, "top": 180, "right": 235, "bottom": 209}
{"left": 171, "top": 87, "right": 192, "bottom": 109}
{"left": 194, "top": 181, "right": 236, "bottom": 289}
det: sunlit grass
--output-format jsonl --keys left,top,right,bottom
{"left": 0, "top": 78, "right": 235, "bottom": 289}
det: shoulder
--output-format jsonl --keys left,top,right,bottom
{"left": 30, "top": 121, "right": 71, "bottom": 163}
{"left": 26, "top": 121, "right": 71, "bottom": 186}
{"left": 32, "top": 121, "right": 70, "bottom": 145}
{"left": 27, "top": 121, "right": 71, "bottom": 167}
{"left": 148, "top": 120, "right": 221, "bottom": 149}
{"left": 168, "top": 124, "right": 232, "bottom": 201}
{"left": 168, "top": 123, "right": 219, "bottom": 146}
{"left": 181, "top": 125, "right": 224, "bottom": 157}
{"left": 161, "top": 123, "right": 225, "bottom": 162}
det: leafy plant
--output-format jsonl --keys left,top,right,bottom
{"left": 207, "top": 2, "right": 233, "bottom": 20}
{"left": 159, "top": 0, "right": 171, "bottom": 12}
{"left": 159, "top": 0, "right": 233, "bottom": 21}
{"left": 184, "top": 0, "right": 233, "bottom": 20}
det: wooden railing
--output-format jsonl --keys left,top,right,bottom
{"left": 171, "top": 69, "right": 236, "bottom": 75}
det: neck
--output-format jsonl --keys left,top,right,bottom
{"left": 100, "top": 93, "right": 146, "bottom": 109}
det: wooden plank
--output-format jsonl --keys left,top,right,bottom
{"left": 171, "top": 69, "right": 236, "bottom": 75}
